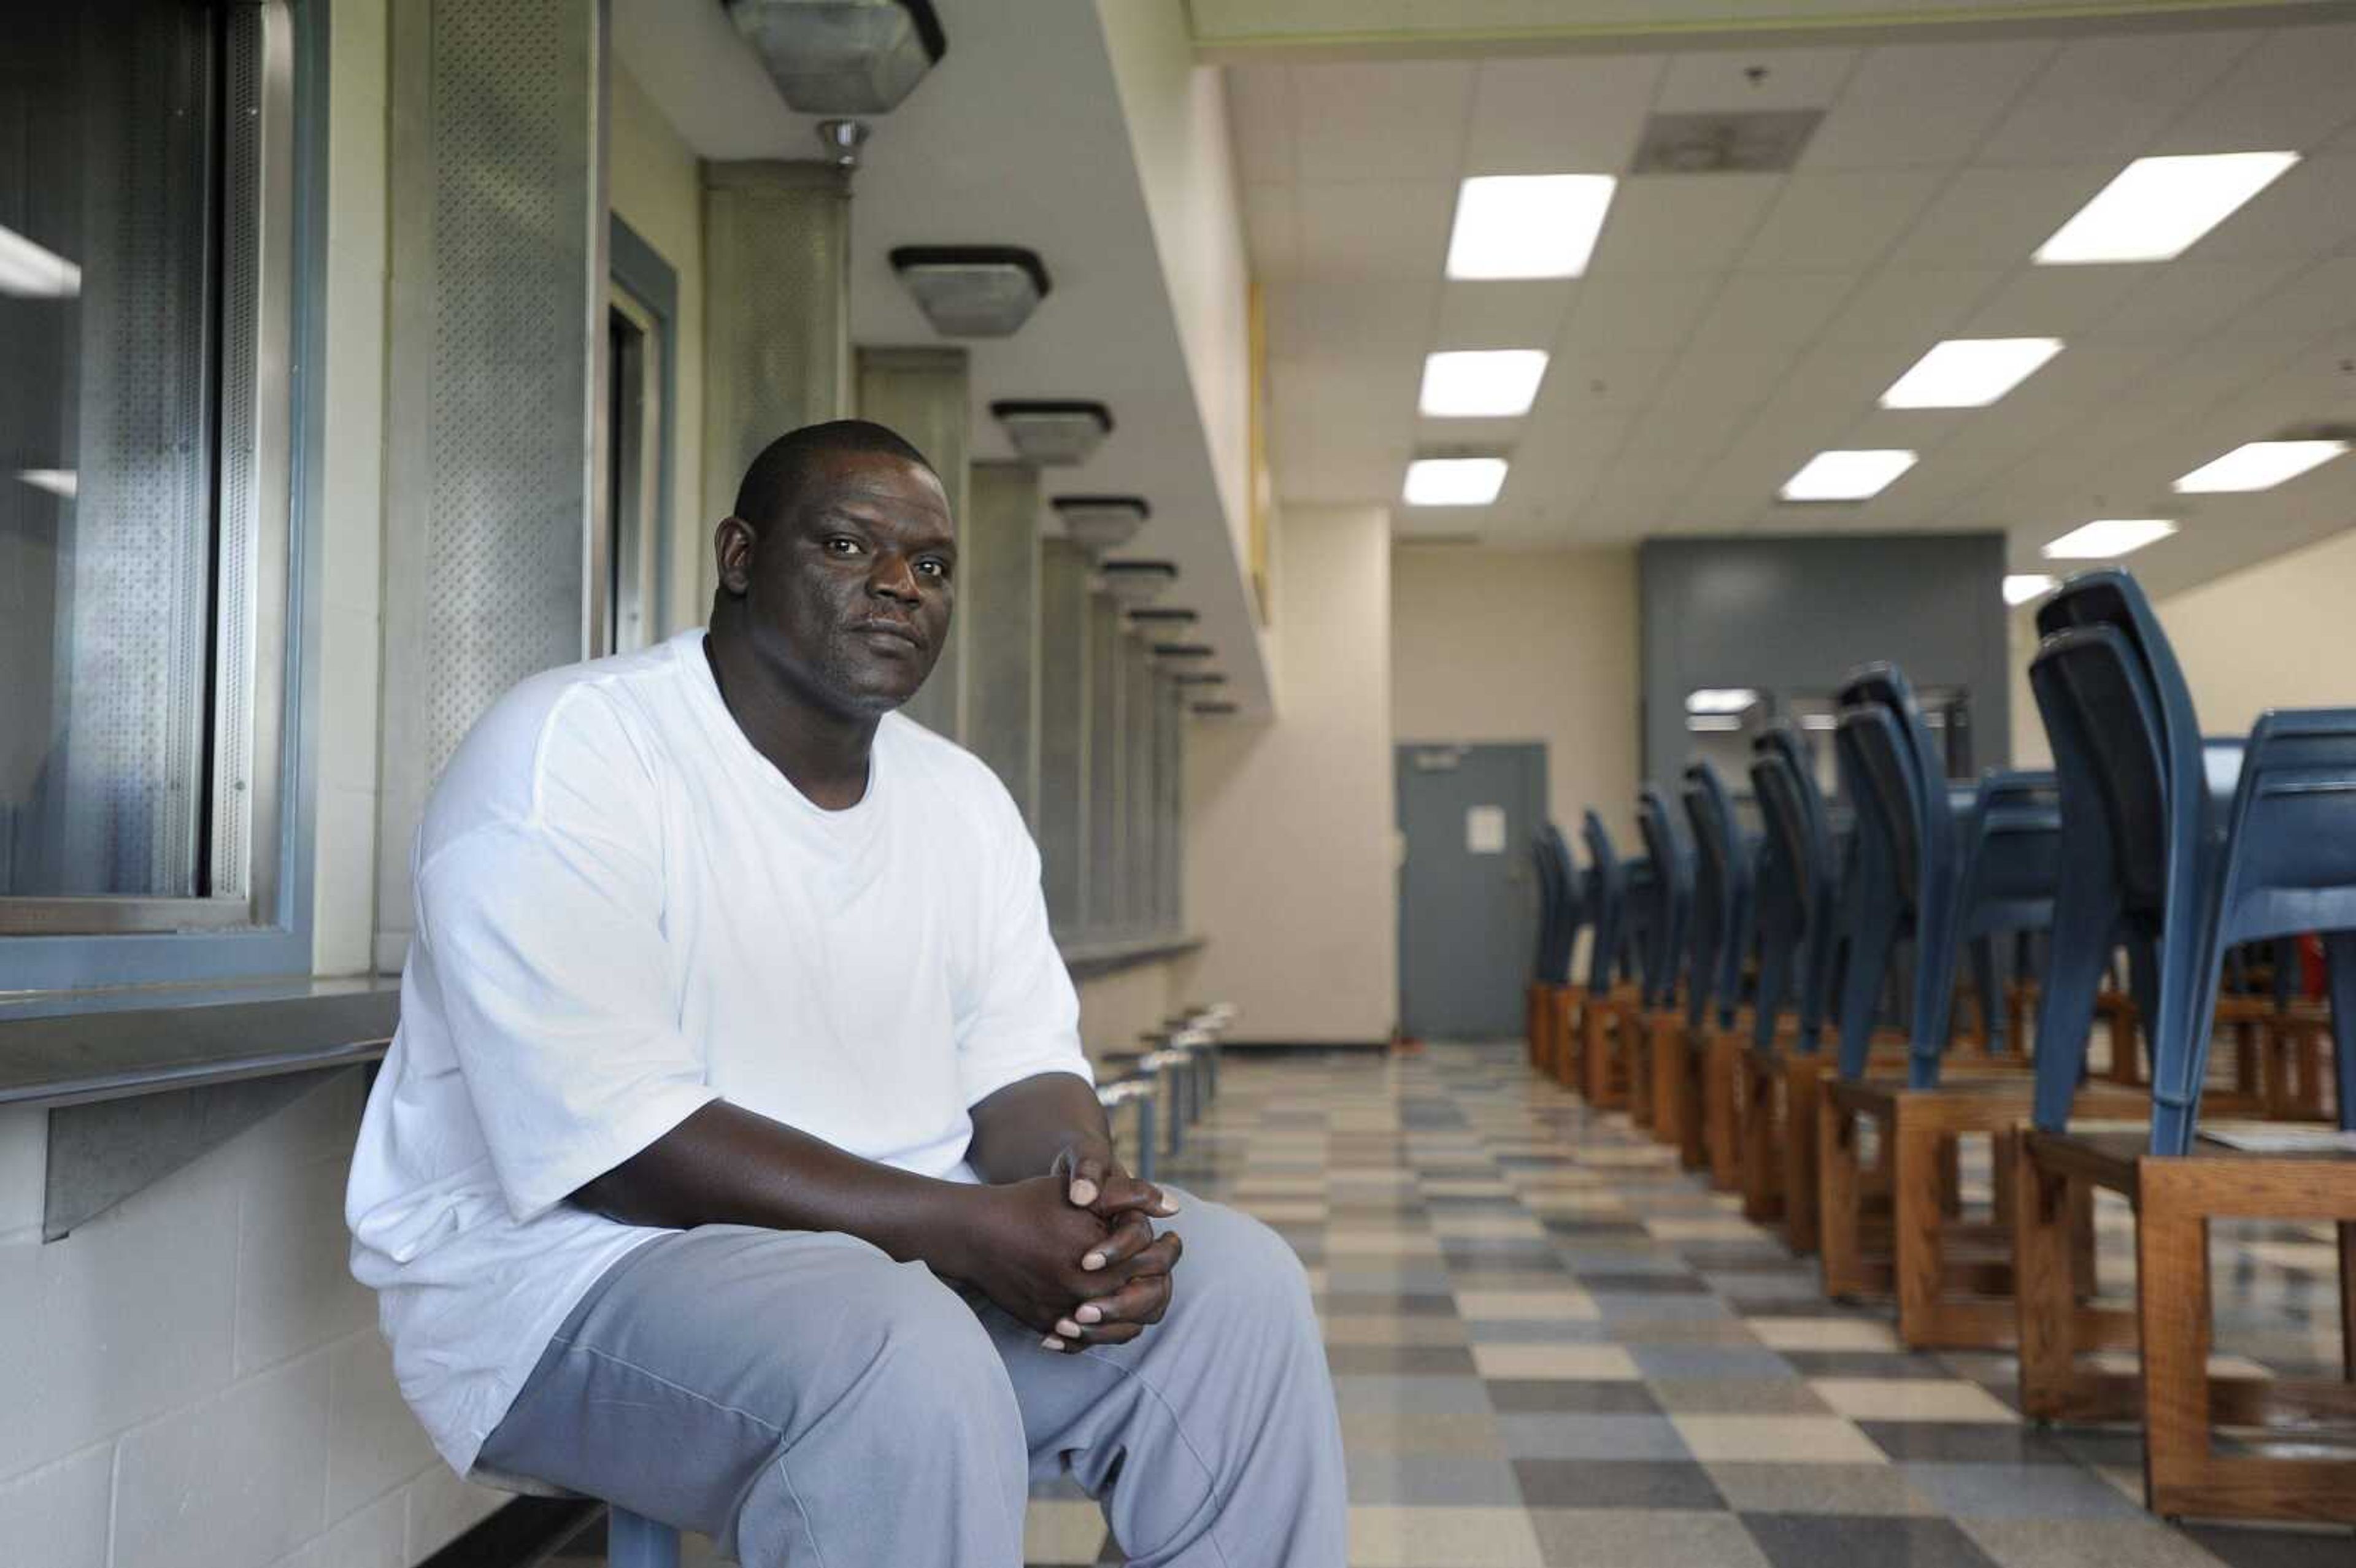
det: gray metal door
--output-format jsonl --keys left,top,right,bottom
{"left": 1396, "top": 742, "right": 1546, "bottom": 1039}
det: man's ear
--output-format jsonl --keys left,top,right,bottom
{"left": 714, "top": 516, "right": 756, "bottom": 596}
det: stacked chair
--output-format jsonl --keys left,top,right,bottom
{"left": 1575, "top": 810, "right": 1642, "bottom": 1104}
{"left": 1682, "top": 761, "right": 1758, "bottom": 1193}
{"left": 2007, "top": 570, "right": 2355, "bottom": 1524}
{"left": 1631, "top": 785, "right": 1696, "bottom": 1149}
{"left": 1526, "top": 824, "right": 1583, "bottom": 1079}
{"left": 1737, "top": 724, "right": 1848, "bottom": 1250}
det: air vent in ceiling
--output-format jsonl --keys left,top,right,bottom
{"left": 1632, "top": 109, "right": 1823, "bottom": 176}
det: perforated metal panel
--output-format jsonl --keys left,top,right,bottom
{"left": 376, "top": 0, "right": 605, "bottom": 966}
{"left": 421, "top": 0, "right": 598, "bottom": 773}
{"left": 55, "top": 0, "right": 218, "bottom": 897}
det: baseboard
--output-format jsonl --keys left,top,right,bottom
{"left": 1220, "top": 1039, "right": 1390, "bottom": 1055}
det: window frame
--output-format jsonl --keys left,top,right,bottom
{"left": 602, "top": 215, "right": 678, "bottom": 656}
{"left": 1, "top": 0, "right": 325, "bottom": 991}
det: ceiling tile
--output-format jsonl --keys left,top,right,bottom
{"left": 1433, "top": 279, "right": 1579, "bottom": 349}
{"left": 1224, "top": 66, "right": 1297, "bottom": 185}
{"left": 1241, "top": 183, "right": 1301, "bottom": 279}
{"left": 1268, "top": 280, "right": 1436, "bottom": 366}
{"left": 1533, "top": 346, "right": 1675, "bottom": 414}
{"left": 1815, "top": 267, "right": 2002, "bottom": 347}
{"left": 2228, "top": 255, "right": 2356, "bottom": 339}
{"left": 1685, "top": 270, "right": 1857, "bottom": 352}
{"left": 1587, "top": 174, "right": 1782, "bottom": 274}
{"left": 1290, "top": 61, "right": 1477, "bottom": 181}
{"left": 2092, "top": 259, "right": 2306, "bottom": 341}
{"left": 1463, "top": 55, "right": 1664, "bottom": 174}
{"left": 1559, "top": 269, "right": 1726, "bottom": 353}
{"left": 1882, "top": 165, "right": 2115, "bottom": 270}
{"left": 1655, "top": 47, "right": 1858, "bottom": 113}
{"left": 2149, "top": 23, "right": 2356, "bottom": 155}
{"left": 1740, "top": 169, "right": 1944, "bottom": 270}
{"left": 1801, "top": 39, "right": 2056, "bottom": 170}
{"left": 1974, "top": 30, "right": 2260, "bottom": 169}
{"left": 1647, "top": 347, "right": 1793, "bottom": 424}
{"left": 1960, "top": 265, "right": 2138, "bottom": 336}
{"left": 1294, "top": 180, "right": 1454, "bottom": 282}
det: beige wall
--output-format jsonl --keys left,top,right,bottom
{"left": 609, "top": 61, "right": 709, "bottom": 630}
{"left": 2009, "top": 529, "right": 2356, "bottom": 768}
{"left": 1181, "top": 505, "right": 1396, "bottom": 1042}
{"left": 1076, "top": 960, "right": 1180, "bottom": 1063}
{"left": 1390, "top": 545, "right": 1641, "bottom": 839}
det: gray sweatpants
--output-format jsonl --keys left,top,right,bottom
{"left": 475, "top": 1189, "right": 1346, "bottom": 1567}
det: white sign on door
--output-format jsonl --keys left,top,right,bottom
{"left": 1466, "top": 804, "right": 1506, "bottom": 855}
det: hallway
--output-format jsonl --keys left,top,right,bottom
{"left": 1020, "top": 1043, "right": 2352, "bottom": 1568}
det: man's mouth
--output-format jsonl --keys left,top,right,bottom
{"left": 851, "top": 617, "right": 925, "bottom": 651}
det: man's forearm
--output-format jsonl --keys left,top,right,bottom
{"left": 570, "top": 1101, "right": 977, "bottom": 1272}
{"left": 965, "top": 1070, "right": 1112, "bottom": 1185}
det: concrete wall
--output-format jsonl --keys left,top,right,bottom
{"left": 1181, "top": 506, "right": 1396, "bottom": 1043}
{"left": 1391, "top": 545, "right": 1641, "bottom": 839}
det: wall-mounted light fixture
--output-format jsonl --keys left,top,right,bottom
{"left": 890, "top": 247, "right": 1052, "bottom": 337}
{"left": 1098, "top": 559, "right": 1178, "bottom": 607}
{"left": 991, "top": 400, "right": 1112, "bottom": 466}
{"left": 1152, "top": 642, "right": 1216, "bottom": 662}
{"left": 726, "top": 0, "right": 946, "bottom": 115}
{"left": 1190, "top": 701, "right": 1239, "bottom": 717}
{"left": 1172, "top": 672, "right": 1227, "bottom": 688}
{"left": 1052, "top": 494, "right": 1149, "bottom": 558}
{"left": 1126, "top": 606, "right": 1198, "bottom": 628}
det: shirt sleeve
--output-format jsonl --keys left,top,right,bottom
{"left": 414, "top": 699, "right": 718, "bottom": 1224}
{"left": 954, "top": 788, "right": 1093, "bottom": 1110}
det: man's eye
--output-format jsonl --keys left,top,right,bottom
{"left": 917, "top": 558, "right": 950, "bottom": 580}
{"left": 824, "top": 537, "right": 863, "bottom": 556}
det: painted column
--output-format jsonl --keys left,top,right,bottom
{"left": 964, "top": 461, "right": 1042, "bottom": 820}
{"left": 1038, "top": 538, "right": 1090, "bottom": 936}
{"left": 857, "top": 346, "right": 970, "bottom": 739}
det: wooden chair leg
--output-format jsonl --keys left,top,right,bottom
{"left": 1782, "top": 1063, "right": 1823, "bottom": 1256}
{"left": 2136, "top": 1161, "right": 2214, "bottom": 1520}
{"left": 1705, "top": 1032, "right": 1741, "bottom": 1193}
{"left": 1819, "top": 1093, "right": 1866, "bottom": 1299}
{"left": 1739, "top": 1052, "right": 1782, "bottom": 1224}
{"left": 1678, "top": 1031, "right": 1708, "bottom": 1172}
{"left": 2013, "top": 1136, "right": 2077, "bottom": 1421}
{"left": 1650, "top": 1016, "right": 1684, "bottom": 1148}
{"left": 2341, "top": 1220, "right": 2355, "bottom": 1382}
{"left": 1894, "top": 1118, "right": 1947, "bottom": 1347}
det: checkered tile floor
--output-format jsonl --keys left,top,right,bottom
{"left": 1020, "top": 1042, "right": 2355, "bottom": 1568}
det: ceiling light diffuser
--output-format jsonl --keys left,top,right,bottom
{"left": 1419, "top": 350, "right": 1550, "bottom": 418}
{"left": 1403, "top": 457, "right": 1509, "bottom": 506}
{"left": 1685, "top": 688, "right": 1761, "bottom": 715}
{"left": 1880, "top": 338, "right": 2063, "bottom": 409}
{"left": 2042, "top": 518, "right": 2176, "bottom": 559}
{"left": 1444, "top": 175, "right": 1616, "bottom": 280}
{"left": 1779, "top": 449, "right": 1917, "bottom": 502}
{"left": 0, "top": 225, "right": 80, "bottom": 298}
{"left": 17, "top": 469, "right": 77, "bottom": 499}
{"left": 2172, "top": 439, "right": 2350, "bottom": 493}
{"left": 2003, "top": 574, "right": 2059, "bottom": 607}
{"left": 2033, "top": 152, "right": 2298, "bottom": 265}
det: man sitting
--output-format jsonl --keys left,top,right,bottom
{"left": 345, "top": 420, "right": 1345, "bottom": 1566}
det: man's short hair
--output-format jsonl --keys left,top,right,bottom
{"left": 733, "top": 420, "right": 940, "bottom": 534}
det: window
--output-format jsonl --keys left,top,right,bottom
{"left": 1, "top": 1, "right": 296, "bottom": 936}
{"left": 602, "top": 217, "right": 678, "bottom": 658}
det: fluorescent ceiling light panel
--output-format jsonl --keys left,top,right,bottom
{"left": 2003, "top": 573, "right": 2059, "bottom": 607}
{"left": 1880, "top": 338, "right": 2063, "bottom": 409}
{"left": 2172, "top": 439, "right": 2349, "bottom": 493}
{"left": 1419, "top": 350, "right": 1550, "bottom": 418}
{"left": 2042, "top": 518, "right": 2176, "bottom": 559}
{"left": 17, "top": 469, "right": 76, "bottom": 499}
{"left": 1686, "top": 715, "right": 1744, "bottom": 732}
{"left": 1403, "top": 457, "right": 1508, "bottom": 506}
{"left": 1780, "top": 449, "right": 1917, "bottom": 502}
{"left": 2033, "top": 152, "right": 2298, "bottom": 265}
{"left": 0, "top": 225, "right": 80, "bottom": 298}
{"left": 1685, "top": 688, "right": 1761, "bottom": 715}
{"left": 1445, "top": 175, "right": 1616, "bottom": 280}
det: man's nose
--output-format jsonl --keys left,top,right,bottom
{"left": 868, "top": 551, "right": 922, "bottom": 604}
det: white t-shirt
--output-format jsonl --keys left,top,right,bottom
{"left": 344, "top": 629, "right": 1091, "bottom": 1475}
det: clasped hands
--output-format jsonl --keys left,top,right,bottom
{"left": 951, "top": 1145, "right": 1184, "bottom": 1355}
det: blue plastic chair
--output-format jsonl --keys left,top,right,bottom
{"left": 1580, "top": 810, "right": 1630, "bottom": 1000}
{"left": 1636, "top": 786, "right": 1696, "bottom": 1013}
{"left": 1531, "top": 825, "right": 1577, "bottom": 990}
{"left": 1681, "top": 761, "right": 1757, "bottom": 1040}
{"left": 2025, "top": 570, "right": 2356, "bottom": 1154}
{"left": 1749, "top": 723, "right": 1844, "bottom": 1054}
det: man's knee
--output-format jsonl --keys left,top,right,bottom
{"left": 1158, "top": 1196, "right": 1317, "bottom": 1342}
{"left": 844, "top": 1256, "right": 1021, "bottom": 1423}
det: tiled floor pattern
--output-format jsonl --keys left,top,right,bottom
{"left": 1017, "top": 1042, "right": 2355, "bottom": 1568}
